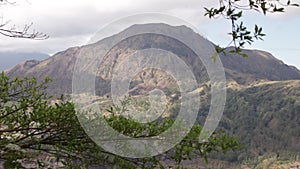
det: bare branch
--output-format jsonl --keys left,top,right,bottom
{"left": 0, "top": 23, "right": 49, "bottom": 40}
{"left": 0, "top": 0, "right": 49, "bottom": 39}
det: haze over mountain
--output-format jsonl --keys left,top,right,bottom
{"left": 0, "top": 52, "right": 49, "bottom": 72}
{"left": 5, "top": 23, "right": 300, "bottom": 164}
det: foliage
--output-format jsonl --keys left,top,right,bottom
{"left": 0, "top": 73, "right": 239, "bottom": 168}
{"left": 206, "top": 81, "right": 300, "bottom": 161}
{"left": 204, "top": 0, "right": 299, "bottom": 55}
{"left": 105, "top": 105, "right": 240, "bottom": 168}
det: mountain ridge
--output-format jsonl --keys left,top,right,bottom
{"left": 5, "top": 24, "right": 300, "bottom": 96}
{"left": 3, "top": 23, "right": 300, "bottom": 165}
{"left": 0, "top": 52, "right": 49, "bottom": 72}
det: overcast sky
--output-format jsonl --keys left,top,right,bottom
{"left": 0, "top": 0, "right": 299, "bottom": 69}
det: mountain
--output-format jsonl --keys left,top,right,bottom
{"left": 0, "top": 52, "right": 49, "bottom": 72}
{"left": 4, "top": 23, "right": 300, "bottom": 164}
{"left": 5, "top": 24, "right": 300, "bottom": 96}
{"left": 221, "top": 47, "right": 300, "bottom": 84}
{"left": 5, "top": 48, "right": 79, "bottom": 95}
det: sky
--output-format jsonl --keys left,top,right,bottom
{"left": 0, "top": 0, "right": 299, "bottom": 69}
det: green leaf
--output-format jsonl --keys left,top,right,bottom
{"left": 227, "top": 8, "right": 234, "bottom": 16}
{"left": 273, "top": 7, "right": 284, "bottom": 12}
{"left": 218, "top": 6, "right": 226, "bottom": 13}
{"left": 237, "top": 11, "right": 242, "bottom": 17}
{"left": 255, "top": 24, "right": 258, "bottom": 33}
{"left": 261, "top": 2, "right": 267, "bottom": 15}
{"left": 242, "top": 53, "right": 248, "bottom": 58}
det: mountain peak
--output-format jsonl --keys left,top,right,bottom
{"left": 125, "top": 23, "right": 194, "bottom": 32}
{"left": 5, "top": 23, "right": 300, "bottom": 95}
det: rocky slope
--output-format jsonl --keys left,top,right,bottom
{"left": 5, "top": 24, "right": 300, "bottom": 96}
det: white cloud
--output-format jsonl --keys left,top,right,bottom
{"left": 0, "top": 0, "right": 299, "bottom": 70}
{"left": 0, "top": 0, "right": 216, "bottom": 54}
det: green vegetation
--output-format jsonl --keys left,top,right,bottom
{"left": 0, "top": 73, "right": 239, "bottom": 168}
{"left": 195, "top": 80, "right": 300, "bottom": 163}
